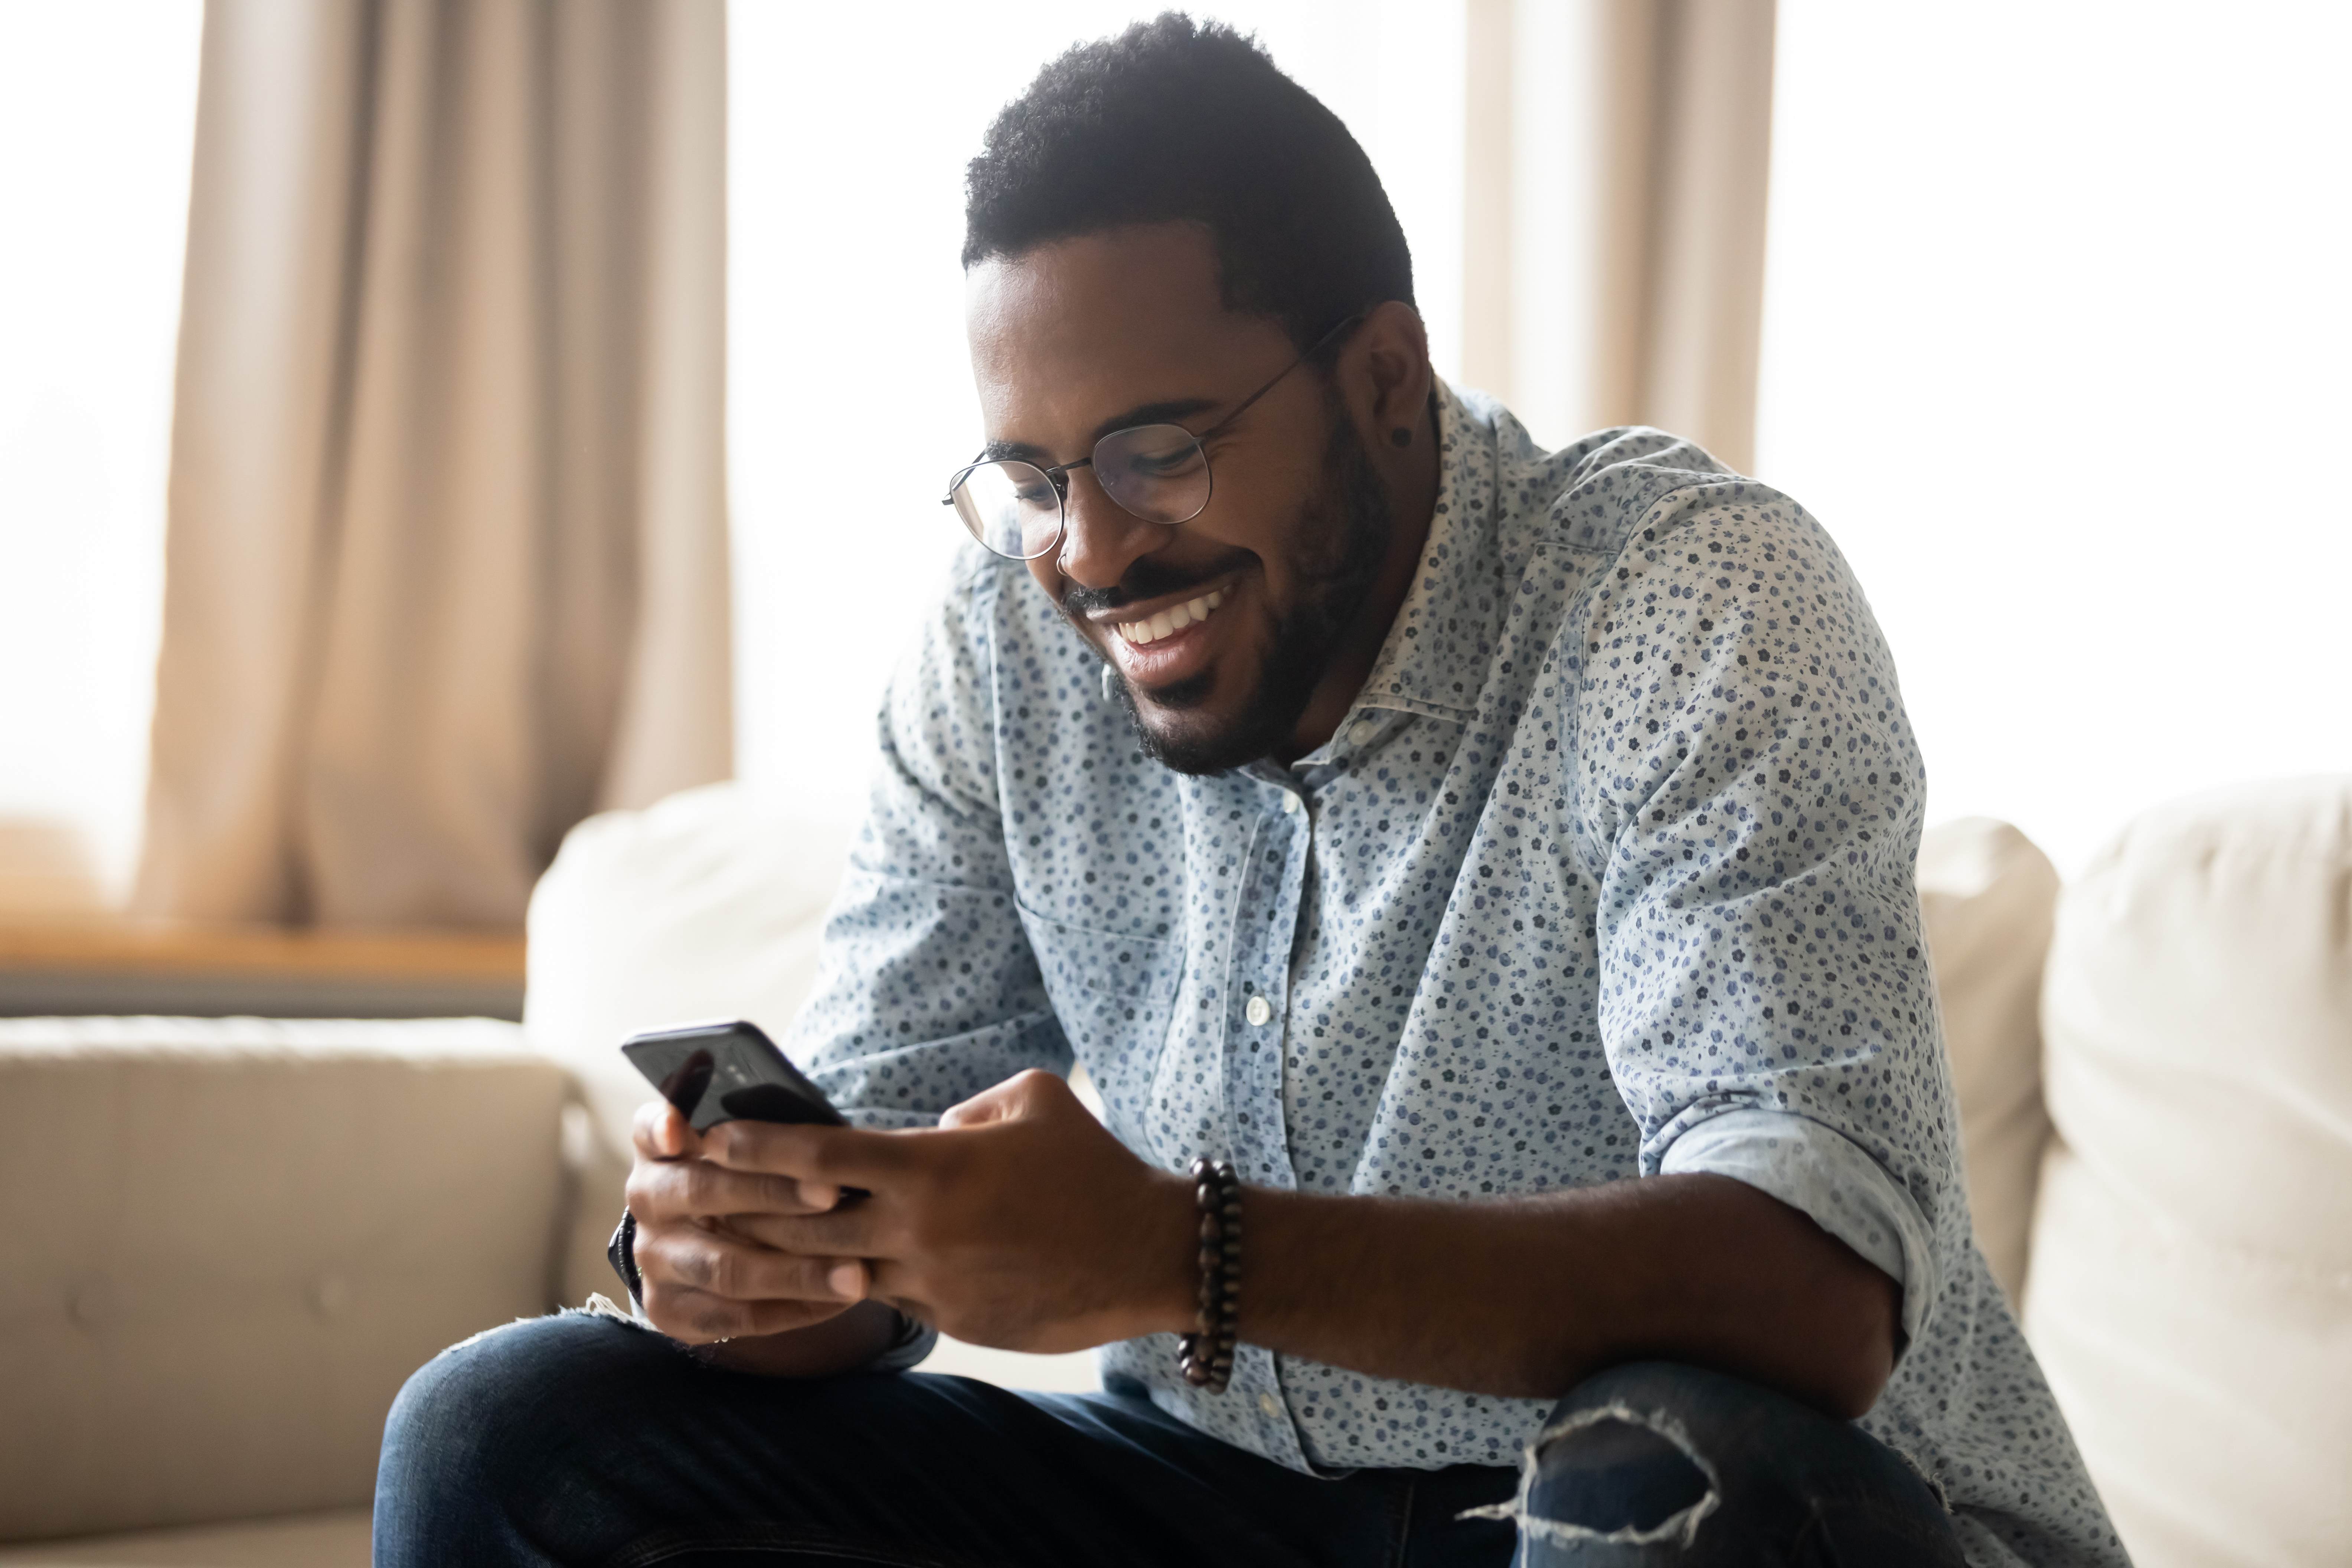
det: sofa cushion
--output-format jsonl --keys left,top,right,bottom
{"left": 1915, "top": 816, "right": 2060, "bottom": 1306}
{"left": 0, "top": 1017, "right": 566, "bottom": 1542}
{"left": 2028, "top": 775, "right": 2352, "bottom": 1567}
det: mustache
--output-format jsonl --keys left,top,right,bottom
{"left": 1060, "top": 549, "right": 1254, "bottom": 617}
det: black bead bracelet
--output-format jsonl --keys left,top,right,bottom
{"left": 1178, "top": 1156, "right": 1241, "bottom": 1393}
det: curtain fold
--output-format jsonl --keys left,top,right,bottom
{"left": 1462, "top": 0, "right": 1777, "bottom": 473}
{"left": 138, "top": 0, "right": 731, "bottom": 930}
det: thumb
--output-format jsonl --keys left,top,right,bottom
{"left": 633, "top": 1097, "right": 695, "bottom": 1159}
{"left": 938, "top": 1068, "right": 1058, "bottom": 1130}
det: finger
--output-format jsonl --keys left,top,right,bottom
{"left": 632, "top": 1099, "right": 694, "bottom": 1161}
{"left": 938, "top": 1080, "right": 1019, "bottom": 1130}
{"left": 639, "top": 1220, "right": 865, "bottom": 1306}
{"left": 699, "top": 1118, "right": 919, "bottom": 1192}
{"left": 939, "top": 1067, "right": 1062, "bottom": 1129}
{"left": 725, "top": 1203, "right": 891, "bottom": 1260}
{"left": 645, "top": 1283, "right": 855, "bottom": 1345}
{"left": 628, "top": 1156, "right": 842, "bottom": 1225}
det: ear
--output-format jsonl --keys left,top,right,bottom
{"left": 1340, "top": 300, "right": 1435, "bottom": 451}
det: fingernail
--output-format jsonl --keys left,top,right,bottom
{"left": 803, "top": 1182, "right": 840, "bottom": 1211}
{"left": 827, "top": 1261, "right": 865, "bottom": 1300}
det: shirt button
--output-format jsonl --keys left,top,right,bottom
{"left": 1349, "top": 719, "right": 1379, "bottom": 745}
{"left": 1280, "top": 792, "right": 1301, "bottom": 814}
{"left": 1259, "top": 1392, "right": 1281, "bottom": 1418}
{"left": 1245, "top": 995, "right": 1273, "bottom": 1026}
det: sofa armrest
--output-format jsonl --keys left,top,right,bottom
{"left": 0, "top": 1017, "right": 569, "bottom": 1544}
{"left": 2027, "top": 775, "right": 2352, "bottom": 1565}
{"left": 1916, "top": 817, "right": 2060, "bottom": 1306}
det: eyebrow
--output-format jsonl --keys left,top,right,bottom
{"left": 981, "top": 395, "right": 1225, "bottom": 466}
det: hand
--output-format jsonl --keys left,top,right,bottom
{"left": 714, "top": 1070, "right": 1198, "bottom": 1354}
{"left": 624, "top": 1098, "right": 868, "bottom": 1345}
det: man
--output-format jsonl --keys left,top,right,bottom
{"left": 378, "top": 17, "right": 2124, "bottom": 1567}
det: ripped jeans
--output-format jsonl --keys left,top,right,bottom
{"left": 375, "top": 1313, "right": 1964, "bottom": 1567}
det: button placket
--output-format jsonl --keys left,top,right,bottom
{"left": 1252, "top": 788, "right": 1315, "bottom": 1179}
{"left": 1222, "top": 783, "right": 1305, "bottom": 1189}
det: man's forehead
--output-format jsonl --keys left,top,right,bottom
{"left": 964, "top": 225, "right": 1289, "bottom": 431}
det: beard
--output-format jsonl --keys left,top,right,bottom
{"left": 1103, "top": 388, "right": 1395, "bottom": 775}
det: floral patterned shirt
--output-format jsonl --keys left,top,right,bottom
{"left": 786, "top": 384, "right": 2124, "bottom": 1567}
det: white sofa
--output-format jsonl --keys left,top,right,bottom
{"left": 2, "top": 777, "right": 2345, "bottom": 1567}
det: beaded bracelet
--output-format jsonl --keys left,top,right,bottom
{"left": 1178, "top": 1156, "right": 1241, "bottom": 1392}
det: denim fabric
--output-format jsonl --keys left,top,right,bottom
{"left": 374, "top": 1312, "right": 1516, "bottom": 1567}
{"left": 375, "top": 1316, "right": 1963, "bottom": 1568}
{"left": 1499, "top": 1363, "right": 1967, "bottom": 1567}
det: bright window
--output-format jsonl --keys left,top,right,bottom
{"left": 1756, "top": 1, "right": 2352, "bottom": 870}
{"left": 728, "top": 3, "right": 1467, "bottom": 827}
{"left": 0, "top": 3, "right": 204, "bottom": 895}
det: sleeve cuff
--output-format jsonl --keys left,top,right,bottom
{"left": 1657, "top": 1108, "right": 1939, "bottom": 1349}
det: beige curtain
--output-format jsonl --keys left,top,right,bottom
{"left": 1463, "top": 0, "right": 1777, "bottom": 473}
{"left": 138, "top": 0, "right": 731, "bottom": 930}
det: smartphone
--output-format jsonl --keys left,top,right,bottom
{"left": 621, "top": 1019, "right": 846, "bottom": 1132}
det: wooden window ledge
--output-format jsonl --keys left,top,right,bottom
{"left": 0, "top": 917, "right": 526, "bottom": 1020}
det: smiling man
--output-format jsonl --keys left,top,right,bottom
{"left": 376, "top": 16, "right": 2123, "bottom": 1568}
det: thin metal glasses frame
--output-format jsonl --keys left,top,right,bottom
{"left": 941, "top": 313, "right": 1363, "bottom": 561}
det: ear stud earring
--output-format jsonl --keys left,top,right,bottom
{"left": 1390, "top": 427, "right": 1412, "bottom": 448}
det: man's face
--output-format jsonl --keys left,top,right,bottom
{"left": 965, "top": 224, "right": 1392, "bottom": 774}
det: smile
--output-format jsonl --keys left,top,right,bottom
{"left": 1115, "top": 589, "right": 1225, "bottom": 646}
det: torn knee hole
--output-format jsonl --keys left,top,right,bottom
{"left": 1454, "top": 1402, "right": 1723, "bottom": 1548}
{"left": 1534, "top": 1413, "right": 1714, "bottom": 1533}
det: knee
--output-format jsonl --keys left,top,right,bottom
{"left": 1519, "top": 1365, "right": 1726, "bottom": 1548}
{"left": 1526, "top": 1408, "right": 1717, "bottom": 1546}
{"left": 378, "top": 1311, "right": 642, "bottom": 1504}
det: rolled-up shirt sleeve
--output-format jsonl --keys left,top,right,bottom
{"left": 1659, "top": 1108, "right": 1938, "bottom": 1346}
{"left": 1566, "top": 478, "right": 1961, "bottom": 1350}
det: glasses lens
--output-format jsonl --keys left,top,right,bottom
{"left": 1094, "top": 425, "right": 1211, "bottom": 525}
{"left": 950, "top": 460, "right": 1062, "bottom": 559}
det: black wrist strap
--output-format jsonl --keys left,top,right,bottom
{"left": 608, "top": 1208, "right": 645, "bottom": 1309}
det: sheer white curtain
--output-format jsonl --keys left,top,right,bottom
{"left": 0, "top": 6, "right": 202, "bottom": 907}
{"left": 1754, "top": 1, "right": 2352, "bottom": 870}
{"left": 138, "top": 0, "right": 733, "bottom": 928}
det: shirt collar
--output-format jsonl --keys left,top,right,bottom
{"left": 1353, "top": 380, "right": 1504, "bottom": 723}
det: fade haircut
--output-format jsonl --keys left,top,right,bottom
{"left": 962, "top": 13, "right": 1414, "bottom": 355}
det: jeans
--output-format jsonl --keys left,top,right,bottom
{"left": 375, "top": 1313, "right": 1964, "bottom": 1567}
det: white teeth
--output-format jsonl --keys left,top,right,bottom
{"left": 1117, "top": 588, "right": 1228, "bottom": 645}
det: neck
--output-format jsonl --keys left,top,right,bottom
{"left": 1276, "top": 396, "right": 1441, "bottom": 766}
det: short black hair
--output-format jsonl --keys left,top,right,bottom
{"left": 963, "top": 13, "right": 1414, "bottom": 355}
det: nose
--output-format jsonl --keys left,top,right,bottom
{"left": 1054, "top": 467, "right": 1169, "bottom": 591}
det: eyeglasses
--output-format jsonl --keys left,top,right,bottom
{"left": 942, "top": 314, "right": 1361, "bottom": 562}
